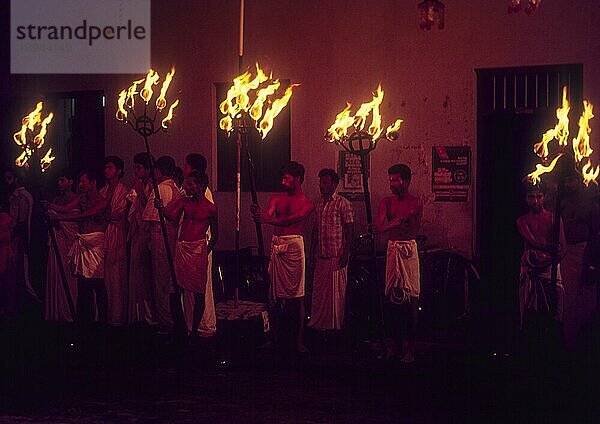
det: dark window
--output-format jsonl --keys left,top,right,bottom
{"left": 215, "top": 81, "right": 291, "bottom": 192}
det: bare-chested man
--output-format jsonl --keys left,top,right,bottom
{"left": 252, "top": 161, "right": 314, "bottom": 353}
{"left": 53, "top": 169, "right": 109, "bottom": 324}
{"left": 517, "top": 181, "right": 565, "bottom": 348}
{"left": 162, "top": 170, "right": 218, "bottom": 345}
{"left": 374, "top": 163, "right": 423, "bottom": 363}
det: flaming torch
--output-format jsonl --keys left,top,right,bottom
{"left": 324, "top": 85, "right": 403, "bottom": 327}
{"left": 324, "top": 84, "right": 403, "bottom": 235}
{"left": 12, "top": 101, "right": 75, "bottom": 319}
{"left": 116, "top": 68, "right": 183, "bottom": 326}
{"left": 219, "top": 63, "right": 298, "bottom": 304}
{"left": 526, "top": 85, "right": 599, "bottom": 288}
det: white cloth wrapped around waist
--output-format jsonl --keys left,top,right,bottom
{"left": 385, "top": 239, "right": 420, "bottom": 302}
{"left": 269, "top": 235, "right": 305, "bottom": 299}
{"left": 68, "top": 231, "right": 105, "bottom": 279}
{"left": 175, "top": 238, "right": 208, "bottom": 293}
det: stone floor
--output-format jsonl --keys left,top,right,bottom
{"left": 1, "top": 303, "right": 599, "bottom": 423}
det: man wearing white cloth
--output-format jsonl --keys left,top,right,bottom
{"left": 162, "top": 170, "right": 218, "bottom": 345}
{"left": 55, "top": 169, "right": 108, "bottom": 324}
{"left": 375, "top": 164, "right": 423, "bottom": 363}
{"left": 309, "top": 169, "right": 354, "bottom": 331}
{"left": 252, "top": 161, "right": 314, "bottom": 352}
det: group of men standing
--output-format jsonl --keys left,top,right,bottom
{"left": 253, "top": 161, "right": 422, "bottom": 361}
{"left": 1, "top": 153, "right": 218, "bottom": 344}
{"left": 2, "top": 156, "right": 425, "bottom": 361}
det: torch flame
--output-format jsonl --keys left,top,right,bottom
{"left": 533, "top": 86, "right": 570, "bottom": 158}
{"left": 13, "top": 102, "right": 55, "bottom": 172}
{"left": 572, "top": 100, "right": 594, "bottom": 163}
{"left": 386, "top": 119, "right": 404, "bottom": 140}
{"left": 219, "top": 63, "right": 297, "bottom": 140}
{"left": 15, "top": 150, "right": 30, "bottom": 168}
{"left": 250, "top": 80, "right": 281, "bottom": 121}
{"left": 156, "top": 67, "right": 176, "bottom": 110}
{"left": 23, "top": 102, "right": 43, "bottom": 130}
{"left": 34, "top": 112, "right": 54, "bottom": 148}
{"left": 355, "top": 85, "right": 384, "bottom": 140}
{"left": 40, "top": 148, "right": 55, "bottom": 172}
{"left": 258, "top": 84, "right": 298, "bottom": 139}
{"left": 581, "top": 159, "right": 599, "bottom": 186}
{"left": 325, "top": 85, "right": 402, "bottom": 145}
{"left": 140, "top": 69, "right": 160, "bottom": 103}
{"left": 116, "top": 90, "right": 128, "bottom": 121}
{"left": 161, "top": 99, "right": 180, "bottom": 129}
{"left": 326, "top": 104, "right": 355, "bottom": 142}
{"left": 527, "top": 153, "right": 564, "bottom": 185}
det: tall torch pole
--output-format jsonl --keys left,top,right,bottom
{"left": 324, "top": 85, "right": 403, "bottom": 333}
{"left": 117, "top": 69, "right": 183, "bottom": 332}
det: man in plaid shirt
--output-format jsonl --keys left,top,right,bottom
{"left": 309, "top": 168, "right": 354, "bottom": 331}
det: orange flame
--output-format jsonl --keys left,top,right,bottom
{"left": 15, "top": 149, "right": 31, "bottom": 168}
{"left": 527, "top": 153, "right": 563, "bottom": 185}
{"left": 533, "top": 86, "right": 570, "bottom": 158}
{"left": 386, "top": 119, "right": 404, "bottom": 140}
{"left": 140, "top": 69, "right": 160, "bottom": 103}
{"left": 13, "top": 102, "right": 55, "bottom": 171}
{"left": 219, "top": 64, "right": 296, "bottom": 139}
{"left": 40, "top": 148, "right": 55, "bottom": 172}
{"left": 258, "top": 84, "right": 298, "bottom": 139}
{"left": 325, "top": 85, "right": 402, "bottom": 145}
{"left": 116, "top": 90, "right": 128, "bottom": 121}
{"left": 34, "top": 112, "right": 54, "bottom": 148}
{"left": 326, "top": 104, "right": 355, "bottom": 142}
{"left": 161, "top": 99, "right": 180, "bottom": 129}
{"left": 581, "top": 159, "right": 599, "bottom": 186}
{"left": 572, "top": 100, "right": 594, "bottom": 163}
{"left": 354, "top": 85, "right": 384, "bottom": 140}
{"left": 156, "top": 67, "right": 176, "bottom": 110}
{"left": 250, "top": 80, "right": 281, "bottom": 121}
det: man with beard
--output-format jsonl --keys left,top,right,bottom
{"left": 374, "top": 164, "right": 423, "bottom": 363}
{"left": 252, "top": 161, "right": 314, "bottom": 353}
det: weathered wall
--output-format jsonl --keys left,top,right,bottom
{"left": 3, "top": 0, "right": 600, "bottom": 256}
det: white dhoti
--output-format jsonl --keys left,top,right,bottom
{"left": 309, "top": 256, "right": 347, "bottom": 330}
{"left": 385, "top": 240, "right": 420, "bottom": 303}
{"left": 175, "top": 239, "right": 208, "bottom": 294}
{"left": 68, "top": 232, "right": 105, "bottom": 279}
{"left": 269, "top": 235, "right": 305, "bottom": 299}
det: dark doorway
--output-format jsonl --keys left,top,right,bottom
{"left": 475, "top": 64, "right": 583, "bottom": 353}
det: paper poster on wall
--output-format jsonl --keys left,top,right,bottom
{"left": 432, "top": 146, "right": 471, "bottom": 202}
{"left": 337, "top": 151, "right": 369, "bottom": 201}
